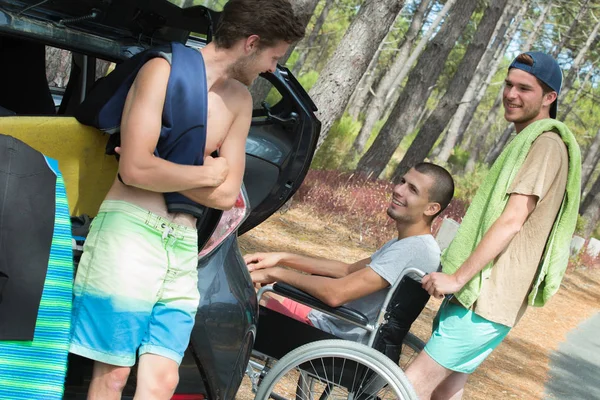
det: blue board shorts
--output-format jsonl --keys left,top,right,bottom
{"left": 424, "top": 298, "right": 511, "bottom": 374}
{"left": 69, "top": 200, "right": 199, "bottom": 366}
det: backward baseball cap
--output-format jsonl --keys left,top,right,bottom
{"left": 508, "top": 51, "right": 563, "bottom": 118}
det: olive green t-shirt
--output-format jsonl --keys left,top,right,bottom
{"left": 473, "top": 131, "right": 569, "bottom": 327}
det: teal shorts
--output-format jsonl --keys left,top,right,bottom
{"left": 424, "top": 298, "right": 511, "bottom": 374}
{"left": 70, "top": 200, "right": 199, "bottom": 367}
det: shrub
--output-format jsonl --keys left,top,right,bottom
{"left": 294, "top": 170, "right": 469, "bottom": 247}
{"left": 311, "top": 114, "right": 362, "bottom": 170}
{"left": 568, "top": 239, "right": 600, "bottom": 270}
{"left": 295, "top": 170, "right": 396, "bottom": 247}
{"left": 447, "top": 147, "right": 470, "bottom": 170}
{"left": 452, "top": 164, "right": 489, "bottom": 204}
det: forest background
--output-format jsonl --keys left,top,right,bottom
{"left": 46, "top": 0, "right": 600, "bottom": 267}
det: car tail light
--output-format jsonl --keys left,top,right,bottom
{"left": 171, "top": 395, "right": 205, "bottom": 400}
{"left": 198, "top": 188, "right": 250, "bottom": 258}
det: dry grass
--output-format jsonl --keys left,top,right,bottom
{"left": 237, "top": 205, "right": 600, "bottom": 399}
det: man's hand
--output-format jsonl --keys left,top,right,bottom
{"left": 422, "top": 272, "right": 463, "bottom": 299}
{"left": 203, "top": 155, "right": 229, "bottom": 186}
{"left": 244, "top": 252, "right": 283, "bottom": 272}
{"left": 250, "top": 267, "right": 282, "bottom": 285}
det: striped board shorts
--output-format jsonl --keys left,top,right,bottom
{"left": 69, "top": 200, "right": 199, "bottom": 367}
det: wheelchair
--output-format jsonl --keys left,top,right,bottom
{"left": 246, "top": 267, "right": 432, "bottom": 400}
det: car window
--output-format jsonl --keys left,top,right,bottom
{"left": 45, "top": 46, "right": 114, "bottom": 110}
{"left": 166, "top": 0, "right": 226, "bottom": 11}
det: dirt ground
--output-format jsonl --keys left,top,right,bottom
{"left": 236, "top": 206, "right": 600, "bottom": 400}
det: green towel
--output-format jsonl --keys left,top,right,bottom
{"left": 441, "top": 118, "right": 581, "bottom": 308}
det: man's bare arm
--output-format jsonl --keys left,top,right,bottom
{"left": 423, "top": 193, "right": 537, "bottom": 297}
{"left": 251, "top": 266, "right": 388, "bottom": 307}
{"left": 245, "top": 252, "right": 371, "bottom": 278}
{"left": 118, "top": 58, "right": 229, "bottom": 192}
{"left": 180, "top": 88, "right": 252, "bottom": 210}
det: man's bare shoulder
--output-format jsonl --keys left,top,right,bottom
{"left": 215, "top": 78, "right": 252, "bottom": 113}
{"left": 136, "top": 57, "right": 171, "bottom": 83}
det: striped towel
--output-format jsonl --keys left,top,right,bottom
{"left": 0, "top": 158, "right": 73, "bottom": 400}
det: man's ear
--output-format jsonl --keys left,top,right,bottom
{"left": 424, "top": 202, "right": 441, "bottom": 218}
{"left": 543, "top": 91, "right": 558, "bottom": 107}
{"left": 244, "top": 35, "right": 261, "bottom": 53}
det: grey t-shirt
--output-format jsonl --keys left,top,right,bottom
{"left": 307, "top": 234, "right": 440, "bottom": 343}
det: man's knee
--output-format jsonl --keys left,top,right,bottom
{"left": 137, "top": 354, "right": 181, "bottom": 397}
{"left": 92, "top": 362, "right": 131, "bottom": 393}
{"left": 139, "top": 369, "right": 179, "bottom": 395}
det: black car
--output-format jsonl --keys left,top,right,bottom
{"left": 0, "top": 0, "right": 320, "bottom": 399}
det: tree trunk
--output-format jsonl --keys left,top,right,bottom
{"left": 559, "top": 62, "right": 595, "bottom": 120}
{"left": 582, "top": 127, "right": 600, "bottom": 190}
{"left": 355, "top": 0, "right": 477, "bottom": 177}
{"left": 484, "top": 123, "right": 515, "bottom": 165}
{"left": 435, "top": 0, "right": 517, "bottom": 164}
{"left": 560, "top": 17, "right": 600, "bottom": 102}
{"left": 463, "top": 88, "right": 503, "bottom": 173}
{"left": 249, "top": 0, "right": 319, "bottom": 108}
{"left": 524, "top": 0, "right": 553, "bottom": 50}
{"left": 309, "top": 0, "right": 405, "bottom": 152}
{"left": 292, "top": 0, "right": 335, "bottom": 76}
{"left": 45, "top": 47, "right": 72, "bottom": 88}
{"left": 346, "top": 9, "right": 404, "bottom": 120}
{"left": 551, "top": 0, "right": 591, "bottom": 57}
{"left": 391, "top": 0, "right": 509, "bottom": 181}
{"left": 382, "top": 0, "right": 456, "bottom": 112}
{"left": 580, "top": 171, "right": 600, "bottom": 238}
{"left": 346, "top": 0, "right": 432, "bottom": 157}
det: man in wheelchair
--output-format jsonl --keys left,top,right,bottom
{"left": 245, "top": 162, "right": 455, "bottom": 346}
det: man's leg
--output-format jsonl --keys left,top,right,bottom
{"left": 70, "top": 204, "right": 167, "bottom": 398}
{"left": 134, "top": 354, "right": 180, "bottom": 400}
{"left": 135, "top": 222, "right": 199, "bottom": 399}
{"left": 405, "top": 351, "right": 452, "bottom": 399}
{"left": 88, "top": 361, "right": 131, "bottom": 400}
{"left": 431, "top": 373, "right": 469, "bottom": 400}
{"left": 408, "top": 298, "right": 510, "bottom": 399}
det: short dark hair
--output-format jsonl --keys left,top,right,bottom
{"left": 413, "top": 162, "right": 454, "bottom": 218}
{"left": 215, "top": 0, "right": 306, "bottom": 49}
{"left": 514, "top": 53, "right": 553, "bottom": 94}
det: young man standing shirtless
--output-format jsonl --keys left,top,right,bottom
{"left": 69, "top": 1, "right": 305, "bottom": 399}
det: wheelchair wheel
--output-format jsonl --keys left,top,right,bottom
{"left": 400, "top": 332, "right": 425, "bottom": 370}
{"left": 255, "top": 339, "right": 418, "bottom": 400}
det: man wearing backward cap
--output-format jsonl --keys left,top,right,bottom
{"left": 406, "top": 52, "right": 582, "bottom": 399}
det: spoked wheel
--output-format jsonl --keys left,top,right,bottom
{"left": 399, "top": 332, "right": 425, "bottom": 370}
{"left": 255, "top": 339, "right": 418, "bottom": 400}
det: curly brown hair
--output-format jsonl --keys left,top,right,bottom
{"left": 214, "top": 0, "right": 305, "bottom": 49}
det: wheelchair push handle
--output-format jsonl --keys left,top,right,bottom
{"left": 399, "top": 267, "right": 427, "bottom": 281}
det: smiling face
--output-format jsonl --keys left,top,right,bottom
{"left": 229, "top": 39, "right": 290, "bottom": 86}
{"left": 387, "top": 168, "right": 439, "bottom": 224}
{"left": 503, "top": 68, "right": 557, "bottom": 132}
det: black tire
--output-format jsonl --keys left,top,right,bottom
{"left": 400, "top": 332, "right": 425, "bottom": 370}
{"left": 255, "top": 339, "right": 418, "bottom": 400}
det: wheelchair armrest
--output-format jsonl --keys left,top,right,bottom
{"left": 272, "top": 282, "right": 369, "bottom": 326}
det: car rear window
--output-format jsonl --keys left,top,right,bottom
{"left": 166, "top": 0, "right": 225, "bottom": 11}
